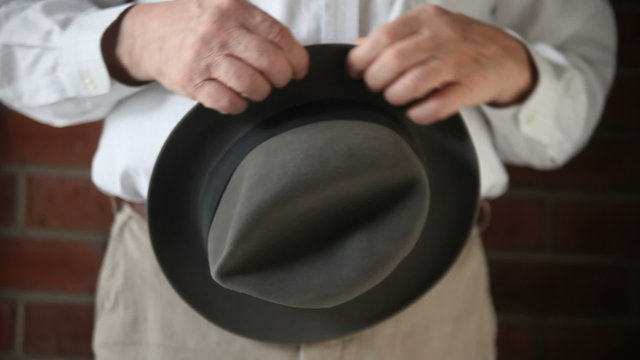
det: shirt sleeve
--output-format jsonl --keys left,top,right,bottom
{"left": 480, "top": 0, "right": 617, "bottom": 169}
{"left": 0, "top": 0, "right": 145, "bottom": 127}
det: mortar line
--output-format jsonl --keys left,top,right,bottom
{"left": 0, "top": 165, "right": 90, "bottom": 177}
{"left": 0, "top": 228, "right": 109, "bottom": 242}
{"left": 506, "top": 188, "right": 640, "bottom": 202}
{"left": 0, "top": 291, "right": 95, "bottom": 304}
{"left": 0, "top": 355, "right": 92, "bottom": 360}
{"left": 486, "top": 250, "right": 631, "bottom": 265}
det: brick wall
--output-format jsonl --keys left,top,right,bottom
{"left": 0, "top": 110, "right": 110, "bottom": 360}
{"left": 487, "top": 1, "right": 640, "bottom": 358}
{"left": 0, "top": 2, "right": 639, "bottom": 359}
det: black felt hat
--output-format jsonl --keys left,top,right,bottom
{"left": 148, "top": 44, "right": 479, "bottom": 344}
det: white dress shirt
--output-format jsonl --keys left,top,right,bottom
{"left": 0, "top": 0, "right": 617, "bottom": 202}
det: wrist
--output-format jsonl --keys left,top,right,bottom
{"left": 489, "top": 31, "right": 538, "bottom": 107}
{"left": 101, "top": 4, "right": 153, "bottom": 85}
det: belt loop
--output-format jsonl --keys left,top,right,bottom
{"left": 110, "top": 196, "right": 118, "bottom": 216}
{"left": 110, "top": 196, "right": 125, "bottom": 216}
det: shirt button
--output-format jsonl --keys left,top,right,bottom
{"left": 523, "top": 113, "right": 536, "bottom": 125}
{"left": 84, "top": 76, "right": 97, "bottom": 91}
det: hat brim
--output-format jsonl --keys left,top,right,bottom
{"left": 148, "top": 44, "right": 480, "bottom": 344}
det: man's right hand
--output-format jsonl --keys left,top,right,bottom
{"left": 103, "top": 0, "right": 309, "bottom": 114}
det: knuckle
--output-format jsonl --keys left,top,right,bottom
{"left": 242, "top": 75, "right": 269, "bottom": 100}
{"left": 423, "top": 4, "right": 445, "bottom": 18}
{"left": 216, "top": 0, "right": 241, "bottom": 12}
{"left": 194, "top": 13, "right": 221, "bottom": 38}
{"left": 253, "top": 13, "right": 290, "bottom": 45}
{"left": 436, "top": 18, "right": 463, "bottom": 40}
{"left": 194, "top": 12, "right": 240, "bottom": 47}
{"left": 377, "top": 25, "right": 398, "bottom": 45}
{"left": 267, "top": 23, "right": 288, "bottom": 44}
{"left": 417, "top": 28, "right": 434, "bottom": 41}
{"left": 384, "top": 51, "right": 405, "bottom": 72}
{"left": 404, "top": 71, "right": 426, "bottom": 94}
{"left": 232, "top": 71, "right": 258, "bottom": 89}
{"left": 263, "top": 53, "right": 283, "bottom": 70}
{"left": 443, "top": 23, "right": 463, "bottom": 40}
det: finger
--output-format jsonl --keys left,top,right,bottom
{"left": 364, "top": 33, "right": 437, "bottom": 92}
{"left": 406, "top": 83, "right": 477, "bottom": 125}
{"left": 347, "top": 15, "right": 421, "bottom": 77}
{"left": 355, "top": 37, "right": 367, "bottom": 46}
{"left": 384, "top": 59, "right": 452, "bottom": 106}
{"left": 194, "top": 79, "right": 248, "bottom": 115}
{"left": 231, "top": 30, "right": 294, "bottom": 88}
{"left": 211, "top": 55, "right": 271, "bottom": 102}
{"left": 244, "top": 7, "right": 309, "bottom": 79}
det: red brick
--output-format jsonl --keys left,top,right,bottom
{"left": 0, "top": 175, "right": 16, "bottom": 226}
{"left": 489, "top": 261, "right": 629, "bottom": 317}
{"left": 484, "top": 198, "right": 545, "bottom": 250}
{"left": 600, "top": 76, "right": 640, "bottom": 131}
{"left": 26, "top": 175, "right": 112, "bottom": 230}
{"left": 24, "top": 304, "right": 94, "bottom": 356}
{"left": 546, "top": 324, "right": 639, "bottom": 360}
{"left": 0, "top": 109, "right": 101, "bottom": 166}
{"left": 0, "top": 301, "right": 14, "bottom": 352}
{"left": 616, "top": 11, "right": 640, "bottom": 68}
{"left": 507, "top": 140, "right": 636, "bottom": 190}
{"left": 0, "top": 239, "right": 104, "bottom": 293}
{"left": 554, "top": 201, "right": 640, "bottom": 255}
{"left": 497, "top": 321, "right": 533, "bottom": 360}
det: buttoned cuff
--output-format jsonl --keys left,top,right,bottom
{"left": 59, "top": 4, "right": 140, "bottom": 99}
{"left": 481, "top": 30, "right": 576, "bottom": 166}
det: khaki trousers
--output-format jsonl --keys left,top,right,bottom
{"left": 93, "top": 205, "right": 497, "bottom": 360}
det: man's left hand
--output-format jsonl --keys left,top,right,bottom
{"left": 347, "top": 5, "right": 536, "bottom": 125}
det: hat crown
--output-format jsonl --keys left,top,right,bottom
{"left": 207, "top": 119, "right": 429, "bottom": 308}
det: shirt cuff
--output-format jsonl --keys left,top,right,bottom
{"left": 59, "top": 4, "right": 139, "bottom": 99}
{"left": 481, "top": 29, "right": 574, "bottom": 163}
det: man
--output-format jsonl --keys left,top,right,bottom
{"left": 0, "top": 0, "right": 616, "bottom": 358}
